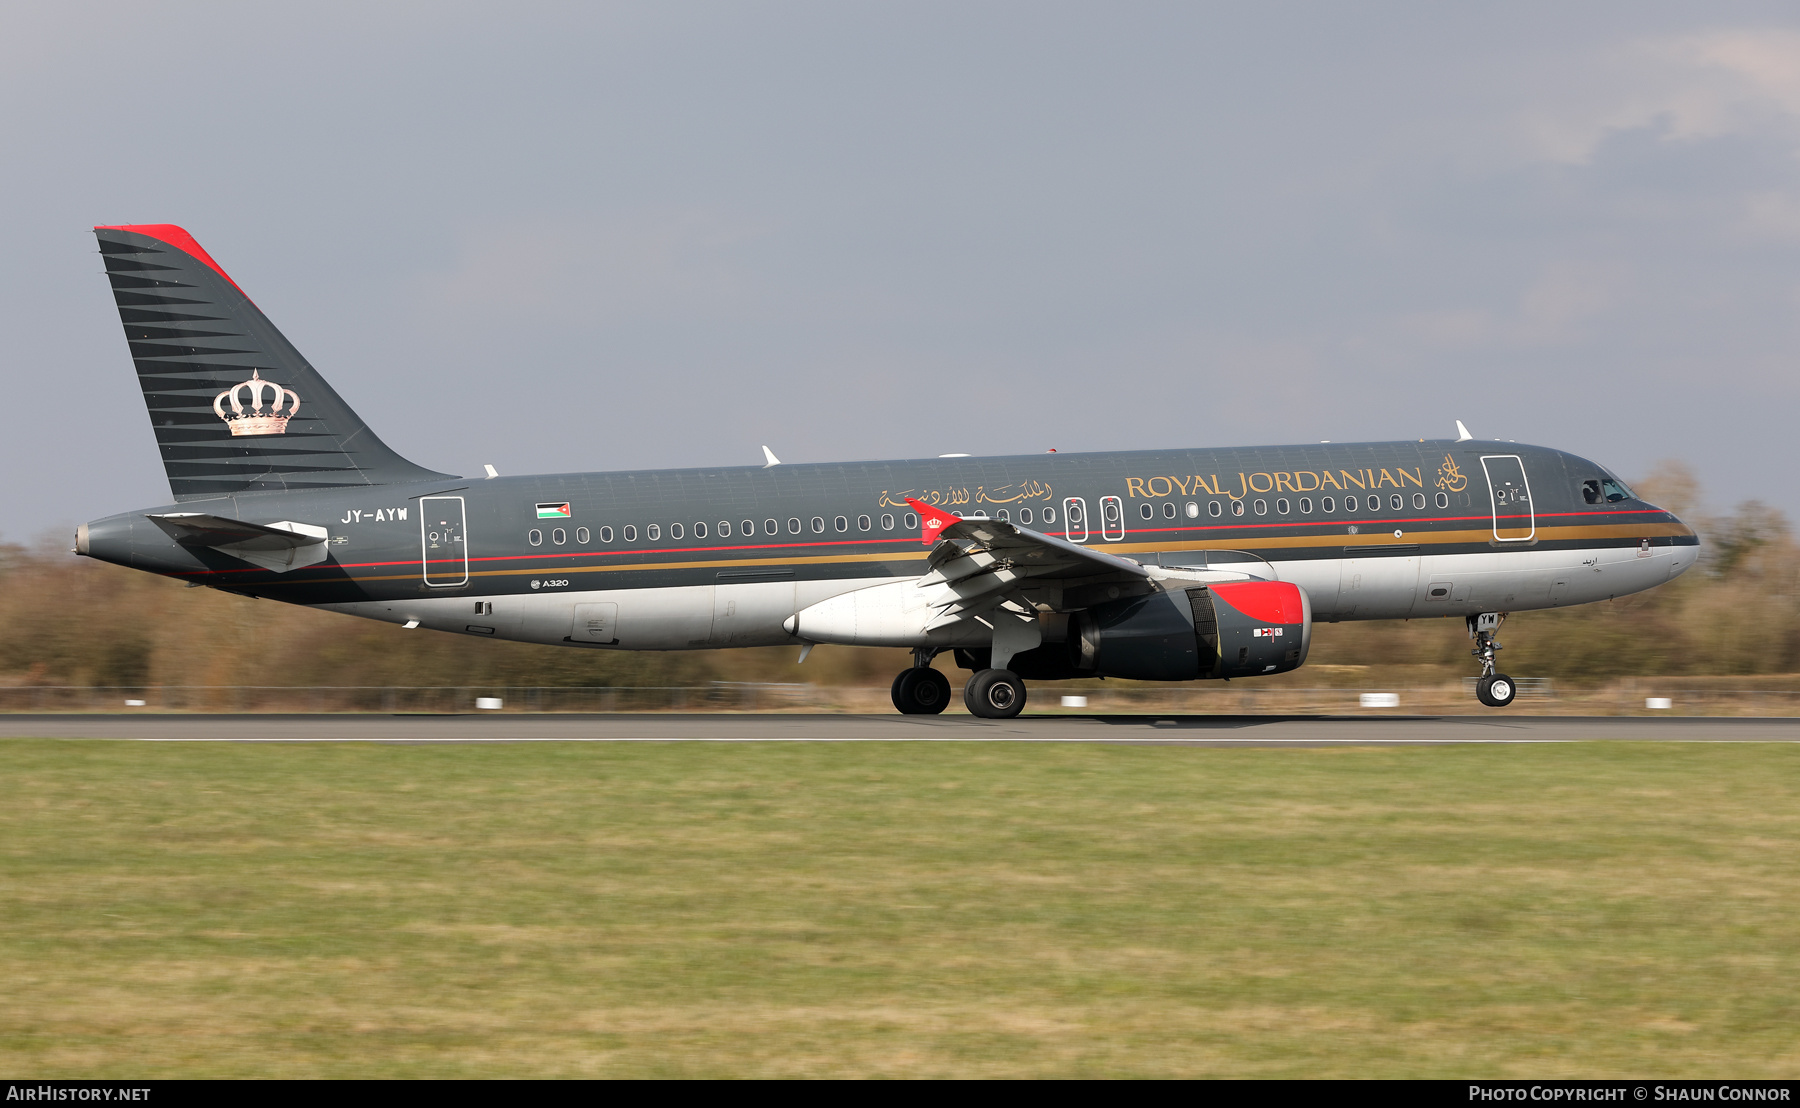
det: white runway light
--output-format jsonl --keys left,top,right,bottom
{"left": 1646, "top": 698, "right": 1673, "bottom": 710}
{"left": 475, "top": 697, "right": 504, "bottom": 710}
{"left": 1360, "top": 693, "right": 1401, "bottom": 708}
{"left": 1060, "top": 695, "right": 1088, "bottom": 708}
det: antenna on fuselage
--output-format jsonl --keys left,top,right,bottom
{"left": 1454, "top": 420, "right": 1474, "bottom": 442}
{"left": 761, "top": 445, "right": 781, "bottom": 468}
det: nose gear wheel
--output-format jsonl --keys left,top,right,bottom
{"left": 1467, "top": 613, "right": 1516, "bottom": 708}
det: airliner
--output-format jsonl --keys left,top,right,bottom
{"left": 75, "top": 225, "right": 1699, "bottom": 717}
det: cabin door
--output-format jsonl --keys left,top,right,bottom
{"left": 1480, "top": 456, "right": 1536, "bottom": 542}
{"left": 420, "top": 496, "right": 468, "bottom": 586}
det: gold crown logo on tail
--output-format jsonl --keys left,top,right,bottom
{"left": 213, "top": 370, "right": 300, "bottom": 436}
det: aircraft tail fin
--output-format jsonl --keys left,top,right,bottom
{"left": 93, "top": 224, "right": 453, "bottom": 502}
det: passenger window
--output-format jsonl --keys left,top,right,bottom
{"left": 858, "top": 515, "right": 871, "bottom": 530}
{"left": 1139, "top": 503, "right": 1154, "bottom": 521}
{"left": 1299, "top": 497, "right": 1313, "bottom": 514}
{"left": 1276, "top": 498, "right": 1289, "bottom": 515}
{"left": 997, "top": 509, "right": 1010, "bottom": 522}
{"left": 1209, "top": 502, "right": 1222, "bottom": 517}
{"left": 552, "top": 527, "right": 567, "bottom": 545}
{"left": 881, "top": 513, "right": 895, "bottom": 530}
{"left": 1367, "top": 495, "right": 1381, "bottom": 512}
{"left": 669, "top": 523, "right": 683, "bottom": 540}
{"left": 695, "top": 522, "right": 708, "bottom": 539}
{"left": 1254, "top": 499, "right": 1267, "bottom": 515}
{"left": 1162, "top": 502, "right": 1176, "bottom": 519}
{"left": 835, "top": 515, "right": 848, "bottom": 532}
{"left": 1390, "top": 494, "right": 1403, "bottom": 512}
{"left": 788, "top": 517, "right": 802, "bottom": 534}
{"left": 577, "top": 526, "right": 589, "bottom": 544}
{"left": 1018, "top": 508, "right": 1033, "bottom": 524}
{"left": 811, "top": 516, "right": 825, "bottom": 533}
{"left": 764, "top": 519, "right": 778, "bottom": 535}
{"left": 1231, "top": 500, "right": 1244, "bottom": 517}
{"left": 741, "top": 520, "right": 754, "bottom": 537}
{"left": 904, "top": 513, "right": 918, "bottom": 529}
{"left": 1412, "top": 493, "right": 1425, "bottom": 510}
{"left": 623, "top": 525, "right": 637, "bottom": 542}
{"left": 528, "top": 529, "right": 542, "bottom": 546}
{"left": 1322, "top": 496, "right": 1335, "bottom": 513}
{"left": 599, "top": 525, "right": 613, "bottom": 543}
{"left": 647, "top": 524, "right": 661, "bottom": 541}
{"left": 1042, "top": 507, "right": 1055, "bottom": 523}
{"left": 1186, "top": 501, "right": 1199, "bottom": 518}
{"left": 1435, "top": 492, "right": 1448, "bottom": 509}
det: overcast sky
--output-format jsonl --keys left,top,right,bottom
{"left": 5, "top": 2, "right": 1800, "bottom": 538}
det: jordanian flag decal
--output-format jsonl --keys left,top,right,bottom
{"left": 536, "top": 502, "right": 572, "bottom": 519}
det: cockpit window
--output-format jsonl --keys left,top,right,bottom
{"left": 1601, "top": 478, "right": 1633, "bottom": 503}
{"left": 1582, "top": 480, "right": 1602, "bottom": 505}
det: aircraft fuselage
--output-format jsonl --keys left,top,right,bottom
{"left": 80, "top": 439, "right": 1696, "bottom": 653}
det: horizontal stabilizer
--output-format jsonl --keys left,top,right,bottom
{"left": 147, "top": 513, "right": 329, "bottom": 573}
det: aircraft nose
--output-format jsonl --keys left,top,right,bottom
{"left": 1662, "top": 509, "right": 1701, "bottom": 581}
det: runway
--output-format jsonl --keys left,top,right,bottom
{"left": 0, "top": 713, "right": 1797, "bottom": 745}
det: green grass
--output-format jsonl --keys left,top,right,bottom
{"left": 2, "top": 740, "right": 1797, "bottom": 1077}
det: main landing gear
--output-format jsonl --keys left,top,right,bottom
{"left": 1468, "top": 612, "right": 1517, "bottom": 708}
{"left": 890, "top": 649, "right": 1028, "bottom": 719}
{"left": 891, "top": 647, "right": 951, "bottom": 715}
{"left": 963, "top": 668, "right": 1027, "bottom": 720}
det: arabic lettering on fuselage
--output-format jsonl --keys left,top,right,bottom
{"left": 1124, "top": 468, "right": 1426, "bottom": 501}
{"left": 877, "top": 480, "right": 1054, "bottom": 509}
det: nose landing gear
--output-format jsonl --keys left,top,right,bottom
{"left": 1469, "top": 612, "right": 1517, "bottom": 707}
{"left": 891, "top": 647, "right": 952, "bottom": 715}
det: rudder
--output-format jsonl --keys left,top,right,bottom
{"left": 94, "top": 224, "right": 452, "bottom": 501}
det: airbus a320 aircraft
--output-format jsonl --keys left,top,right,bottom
{"left": 76, "top": 225, "right": 1699, "bottom": 717}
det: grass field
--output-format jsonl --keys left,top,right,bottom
{"left": 2, "top": 739, "right": 1797, "bottom": 1077}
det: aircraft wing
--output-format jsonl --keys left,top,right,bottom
{"left": 904, "top": 498, "right": 1150, "bottom": 629}
{"left": 146, "top": 513, "right": 331, "bottom": 573}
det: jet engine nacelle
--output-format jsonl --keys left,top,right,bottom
{"left": 1072, "top": 581, "right": 1311, "bottom": 681}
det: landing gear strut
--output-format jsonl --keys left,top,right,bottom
{"left": 891, "top": 647, "right": 951, "bottom": 715}
{"left": 1468, "top": 612, "right": 1517, "bottom": 708}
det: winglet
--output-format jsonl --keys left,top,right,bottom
{"left": 761, "top": 445, "right": 781, "bottom": 468}
{"left": 905, "top": 498, "right": 958, "bottom": 546}
{"left": 1455, "top": 420, "right": 1473, "bottom": 442}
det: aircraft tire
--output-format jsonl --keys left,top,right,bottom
{"left": 964, "top": 669, "right": 1027, "bottom": 719}
{"left": 892, "top": 667, "right": 951, "bottom": 715}
{"left": 1476, "top": 674, "right": 1517, "bottom": 708}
